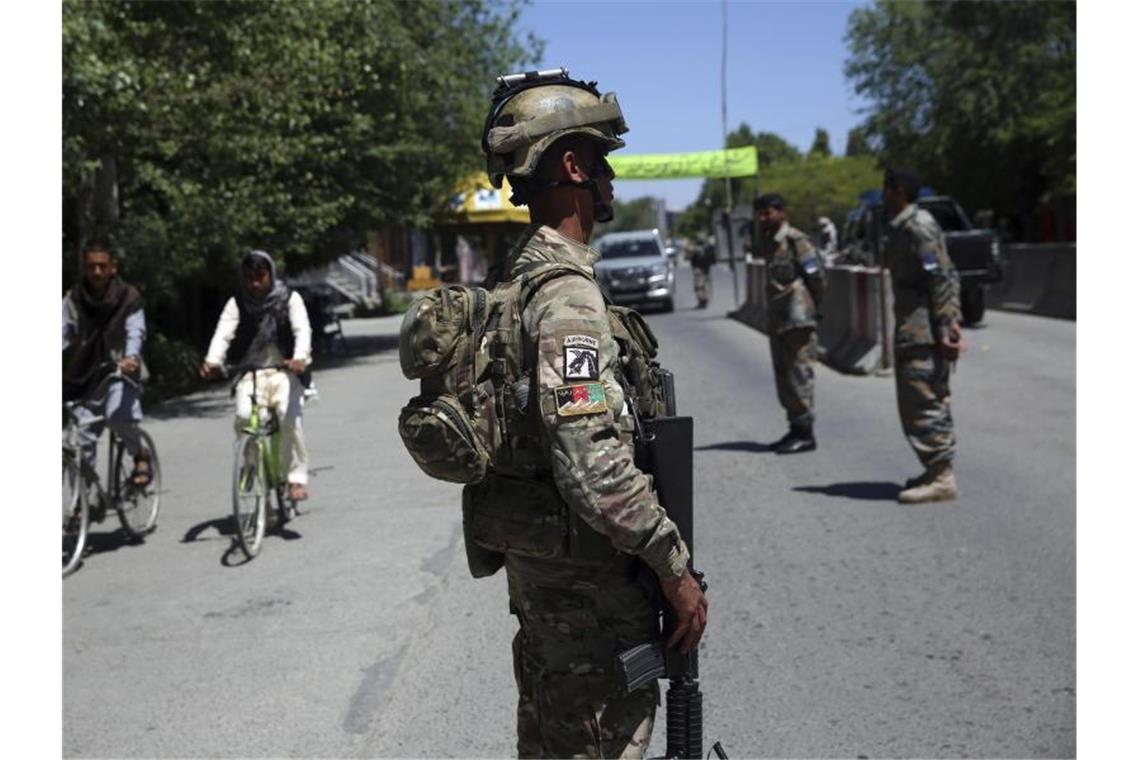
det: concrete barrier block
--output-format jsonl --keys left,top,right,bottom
{"left": 991, "top": 243, "right": 1076, "bottom": 320}
{"left": 734, "top": 261, "right": 897, "bottom": 375}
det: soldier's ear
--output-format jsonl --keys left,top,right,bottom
{"left": 561, "top": 148, "right": 585, "bottom": 182}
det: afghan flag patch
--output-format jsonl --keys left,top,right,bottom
{"left": 554, "top": 382, "right": 608, "bottom": 417}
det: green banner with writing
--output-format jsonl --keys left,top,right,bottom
{"left": 608, "top": 146, "right": 758, "bottom": 179}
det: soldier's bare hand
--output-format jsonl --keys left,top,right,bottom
{"left": 199, "top": 361, "right": 220, "bottom": 380}
{"left": 940, "top": 322, "right": 964, "bottom": 361}
{"left": 118, "top": 356, "right": 139, "bottom": 376}
{"left": 659, "top": 569, "right": 708, "bottom": 654}
{"left": 284, "top": 359, "right": 307, "bottom": 376}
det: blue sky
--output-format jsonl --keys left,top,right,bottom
{"left": 516, "top": 0, "right": 871, "bottom": 210}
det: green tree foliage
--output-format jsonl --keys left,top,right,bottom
{"left": 760, "top": 154, "right": 881, "bottom": 233}
{"left": 754, "top": 131, "right": 802, "bottom": 168}
{"left": 809, "top": 128, "right": 832, "bottom": 157}
{"left": 64, "top": 0, "right": 538, "bottom": 392}
{"left": 63, "top": 0, "right": 538, "bottom": 308}
{"left": 844, "top": 127, "right": 872, "bottom": 157}
{"left": 594, "top": 196, "right": 661, "bottom": 237}
{"left": 674, "top": 123, "right": 802, "bottom": 238}
{"left": 845, "top": 0, "right": 1075, "bottom": 219}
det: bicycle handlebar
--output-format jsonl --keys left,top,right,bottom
{"left": 66, "top": 362, "right": 141, "bottom": 403}
{"left": 225, "top": 363, "right": 291, "bottom": 397}
{"left": 224, "top": 362, "right": 290, "bottom": 378}
{"left": 63, "top": 362, "right": 141, "bottom": 426}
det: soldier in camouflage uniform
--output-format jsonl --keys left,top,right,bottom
{"left": 477, "top": 70, "right": 708, "bottom": 758}
{"left": 691, "top": 236, "right": 715, "bottom": 308}
{"left": 755, "top": 193, "right": 826, "bottom": 454}
{"left": 883, "top": 167, "right": 964, "bottom": 503}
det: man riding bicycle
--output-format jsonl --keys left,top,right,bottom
{"left": 200, "top": 250, "right": 313, "bottom": 503}
{"left": 62, "top": 242, "right": 151, "bottom": 488}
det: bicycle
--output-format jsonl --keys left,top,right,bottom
{"left": 62, "top": 367, "right": 162, "bottom": 577}
{"left": 228, "top": 363, "right": 301, "bottom": 560}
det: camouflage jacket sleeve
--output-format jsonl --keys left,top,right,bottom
{"left": 792, "top": 232, "right": 827, "bottom": 309}
{"left": 526, "top": 275, "right": 691, "bottom": 580}
{"left": 909, "top": 214, "right": 961, "bottom": 328}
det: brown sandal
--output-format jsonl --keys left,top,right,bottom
{"left": 131, "top": 451, "right": 152, "bottom": 487}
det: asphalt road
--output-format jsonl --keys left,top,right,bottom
{"left": 63, "top": 263, "right": 1075, "bottom": 758}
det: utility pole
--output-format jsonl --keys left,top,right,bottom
{"left": 721, "top": 0, "right": 739, "bottom": 306}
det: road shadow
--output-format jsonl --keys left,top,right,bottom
{"left": 83, "top": 526, "right": 143, "bottom": 556}
{"left": 311, "top": 333, "right": 400, "bottom": 371}
{"left": 182, "top": 517, "right": 236, "bottom": 543}
{"left": 186, "top": 516, "right": 304, "bottom": 566}
{"left": 696, "top": 440, "right": 775, "bottom": 453}
{"left": 149, "top": 332, "right": 399, "bottom": 418}
{"left": 221, "top": 542, "right": 252, "bottom": 567}
{"left": 794, "top": 481, "right": 902, "bottom": 502}
{"left": 149, "top": 393, "right": 233, "bottom": 420}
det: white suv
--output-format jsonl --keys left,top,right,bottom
{"left": 592, "top": 229, "right": 675, "bottom": 312}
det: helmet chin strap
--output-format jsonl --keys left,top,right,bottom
{"left": 538, "top": 177, "right": 614, "bottom": 223}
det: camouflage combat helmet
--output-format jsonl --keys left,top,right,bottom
{"left": 482, "top": 68, "right": 628, "bottom": 194}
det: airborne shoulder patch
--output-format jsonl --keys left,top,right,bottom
{"left": 562, "top": 334, "right": 600, "bottom": 380}
{"left": 554, "top": 383, "right": 608, "bottom": 417}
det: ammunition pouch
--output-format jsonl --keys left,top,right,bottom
{"left": 607, "top": 305, "right": 667, "bottom": 418}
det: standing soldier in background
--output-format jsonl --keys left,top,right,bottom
{"left": 883, "top": 167, "right": 963, "bottom": 503}
{"left": 755, "top": 193, "right": 826, "bottom": 454}
{"left": 477, "top": 69, "right": 707, "bottom": 757}
{"left": 691, "top": 234, "right": 716, "bottom": 308}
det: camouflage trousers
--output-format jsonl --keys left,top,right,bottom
{"left": 507, "top": 564, "right": 660, "bottom": 758}
{"left": 769, "top": 326, "right": 817, "bottom": 429}
{"left": 693, "top": 267, "right": 711, "bottom": 305}
{"left": 894, "top": 345, "right": 955, "bottom": 467}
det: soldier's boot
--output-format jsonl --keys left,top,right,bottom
{"left": 776, "top": 425, "right": 816, "bottom": 455}
{"left": 903, "top": 470, "right": 931, "bottom": 490}
{"left": 898, "top": 462, "right": 958, "bottom": 504}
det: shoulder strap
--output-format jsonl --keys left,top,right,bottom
{"left": 516, "top": 263, "right": 593, "bottom": 313}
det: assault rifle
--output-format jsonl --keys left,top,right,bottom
{"left": 616, "top": 369, "right": 727, "bottom": 760}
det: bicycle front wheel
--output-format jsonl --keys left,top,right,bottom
{"left": 232, "top": 434, "right": 268, "bottom": 559}
{"left": 63, "top": 450, "right": 88, "bottom": 577}
{"left": 114, "top": 430, "right": 162, "bottom": 539}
